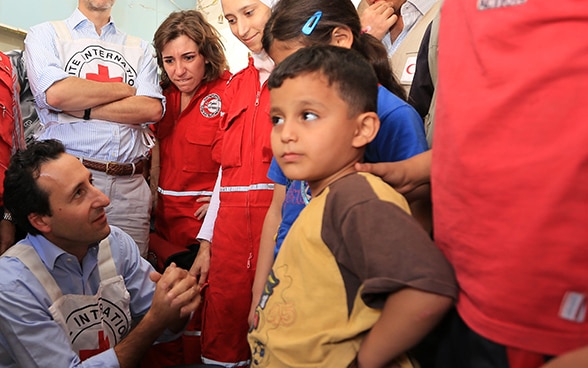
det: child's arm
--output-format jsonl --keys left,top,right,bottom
{"left": 540, "top": 346, "right": 588, "bottom": 368}
{"left": 357, "top": 288, "right": 453, "bottom": 368}
{"left": 190, "top": 168, "right": 221, "bottom": 289}
{"left": 248, "top": 183, "right": 286, "bottom": 326}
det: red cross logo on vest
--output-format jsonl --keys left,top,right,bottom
{"left": 79, "top": 330, "right": 111, "bottom": 361}
{"left": 86, "top": 64, "right": 123, "bottom": 83}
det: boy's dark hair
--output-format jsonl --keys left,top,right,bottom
{"left": 153, "top": 10, "right": 228, "bottom": 89}
{"left": 268, "top": 45, "right": 378, "bottom": 117}
{"left": 3, "top": 139, "right": 65, "bottom": 235}
{"left": 262, "top": 0, "right": 406, "bottom": 100}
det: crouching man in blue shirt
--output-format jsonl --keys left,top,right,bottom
{"left": 0, "top": 139, "right": 200, "bottom": 368}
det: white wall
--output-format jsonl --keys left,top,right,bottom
{"left": 195, "top": 0, "right": 249, "bottom": 73}
{"left": 1, "top": 0, "right": 364, "bottom": 71}
{"left": 0, "top": 0, "right": 248, "bottom": 72}
{"left": 0, "top": 0, "right": 197, "bottom": 44}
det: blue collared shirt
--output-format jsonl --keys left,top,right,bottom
{"left": 0, "top": 226, "right": 156, "bottom": 368}
{"left": 24, "top": 9, "right": 165, "bottom": 162}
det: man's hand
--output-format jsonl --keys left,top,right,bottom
{"left": 355, "top": 161, "right": 416, "bottom": 194}
{"left": 114, "top": 264, "right": 198, "bottom": 367}
{"left": 360, "top": 1, "right": 398, "bottom": 41}
{"left": 149, "top": 263, "right": 199, "bottom": 321}
{"left": 355, "top": 150, "right": 432, "bottom": 196}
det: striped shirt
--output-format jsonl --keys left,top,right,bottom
{"left": 383, "top": 0, "right": 437, "bottom": 55}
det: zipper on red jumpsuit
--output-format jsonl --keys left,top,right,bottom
{"left": 1, "top": 63, "right": 11, "bottom": 119}
{"left": 246, "top": 87, "right": 262, "bottom": 269}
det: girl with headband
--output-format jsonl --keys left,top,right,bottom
{"left": 189, "top": 0, "right": 277, "bottom": 366}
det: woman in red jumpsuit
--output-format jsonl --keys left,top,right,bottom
{"left": 189, "top": 0, "right": 276, "bottom": 366}
{"left": 146, "top": 10, "right": 231, "bottom": 367}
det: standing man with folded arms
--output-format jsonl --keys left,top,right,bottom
{"left": 24, "top": 0, "right": 164, "bottom": 257}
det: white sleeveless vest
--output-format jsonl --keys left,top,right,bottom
{"left": 49, "top": 21, "right": 154, "bottom": 149}
{"left": 3, "top": 239, "right": 132, "bottom": 360}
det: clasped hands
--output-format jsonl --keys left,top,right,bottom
{"left": 149, "top": 263, "right": 201, "bottom": 324}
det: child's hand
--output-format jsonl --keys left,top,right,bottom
{"left": 189, "top": 240, "right": 211, "bottom": 291}
{"left": 194, "top": 196, "right": 211, "bottom": 220}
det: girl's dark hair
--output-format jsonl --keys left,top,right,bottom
{"left": 262, "top": 0, "right": 406, "bottom": 100}
{"left": 153, "top": 10, "right": 228, "bottom": 89}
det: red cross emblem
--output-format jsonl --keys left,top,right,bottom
{"left": 79, "top": 330, "right": 110, "bottom": 361}
{"left": 86, "top": 65, "right": 123, "bottom": 83}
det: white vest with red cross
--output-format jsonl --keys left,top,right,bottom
{"left": 50, "top": 20, "right": 142, "bottom": 125}
{"left": 4, "top": 239, "right": 132, "bottom": 361}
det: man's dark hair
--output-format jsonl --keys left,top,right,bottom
{"left": 3, "top": 139, "right": 65, "bottom": 235}
{"left": 268, "top": 45, "right": 378, "bottom": 117}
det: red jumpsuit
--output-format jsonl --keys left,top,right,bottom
{"left": 202, "top": 58, "right": 274, "bottom": 365}
{"left": 0, "top": 51, "right": 24, "bottom": 207}
{"left": 150, "top": 71, "right": 231, "bottom": 269}
{"left": 146, "top": 71, "right": 230, "bottom": 367}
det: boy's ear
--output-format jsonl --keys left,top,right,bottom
{"left": 28, "top": 213, "right": 51, "bottom": 234}
{"left": 330, "top": 26, "right": 354, "bottom": 49}
{"left": 352, "top": 111, "right": 380, "bottom": 148}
